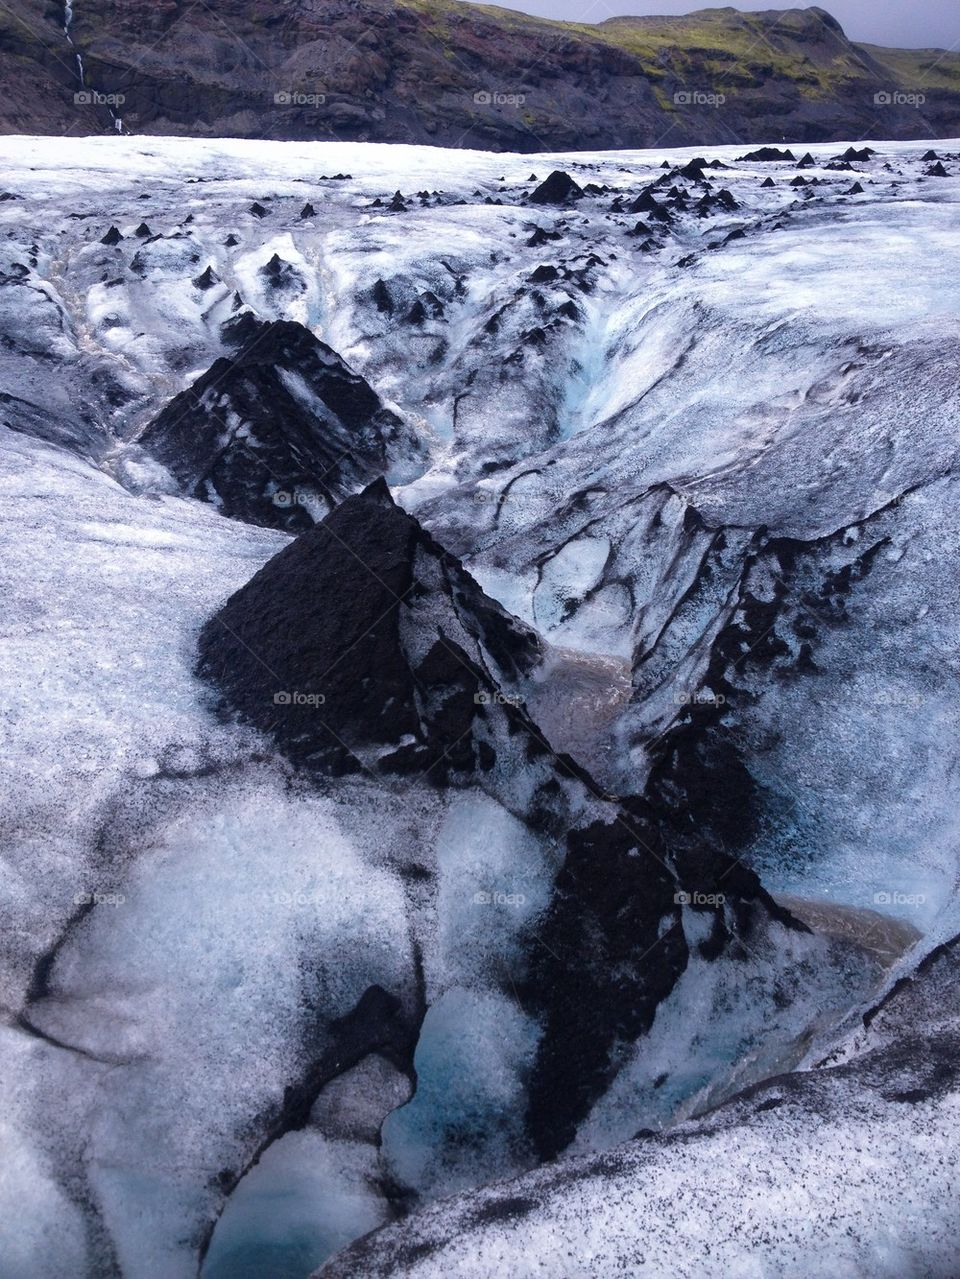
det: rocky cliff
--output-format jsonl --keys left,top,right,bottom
{"left": 1, "top": 1, "right": 958, "bottom": 148}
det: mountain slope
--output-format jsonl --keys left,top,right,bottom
{"left": 0, "top": 1, "right": 958, "bottom": 148}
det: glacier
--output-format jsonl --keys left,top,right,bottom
{"left": 0, "top": 132, "right": 958, "bottom": 1278}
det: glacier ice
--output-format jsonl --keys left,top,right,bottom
{"left": 0, "top": 132, "right": 958, "bottom": 1278}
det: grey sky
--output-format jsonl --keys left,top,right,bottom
{"left": 485, "top": 1, "right": 960, "bottom": 50}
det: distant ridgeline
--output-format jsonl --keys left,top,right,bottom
{"left": 0, "top": 0, "right": 957, "bottom": 148}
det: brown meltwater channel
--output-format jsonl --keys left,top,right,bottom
{"left": 775, "top": 894, "right": 923, "bottom": 968}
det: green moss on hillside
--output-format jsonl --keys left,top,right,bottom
{"left": 860, "top": 43, "right": 960, "bottom": 92}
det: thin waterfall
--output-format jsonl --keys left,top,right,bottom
{"left": 64, "top": 2, "right": 123, "bottom": 132}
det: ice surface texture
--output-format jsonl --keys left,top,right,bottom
{"left": 316, "top": 933, "right": 960, "bottom": 1279}
{"left": 1, "top": 134, "right": 959, "bottom": 1278}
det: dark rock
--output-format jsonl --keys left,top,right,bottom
{"left": 528, "top": 264, "right": 559, "bottom": 283}
{"left": 100, "top": 226, "right": 122, "bottom": 245}
{"left": 926, "top": 162, "right": 949, "bottom": 177}
{"left": 419, "top": 290, "right": 445, "bottom": 318}
{"left": 259, "top": 253, "right": 301, "bottom": 289}
{"left": 529, "top": 171, "right": 584, "bottom": 205}
{"left": 526, "top": 226, "right": 562, "bottom": 248}
{"left": 192, "top": 264, "right": 219, "bottom": 290}
{"left": 522, "top": 811, "right": 687, "bottom": 1159}
{"left": 761, "top": 177, "right": 776, "bottom": 188}
{"left": 372, "top": 278, "right": 393, "bottom": 313}
{"left": 249, "top": 202, "right": 269, "bottom": 218}
{"left": 739, "top": 147, "right": 796, "bottom": 162}
{"left": 678, "top": 158, "right": 708, "bottom": 180}
{"left": 629, "top": 187, "right": 672, "bottom": 221}
{"left": 139, "top": 315, "right": 416, "bottom": 531}
{"left": 695, "top": 188, "right": 738, "bottom": 216}
{"left": 299, "top": 202, "right": 316, "bottom": 218}
{"left": 196, "top": 479, "right": 543, "bottom": 777}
